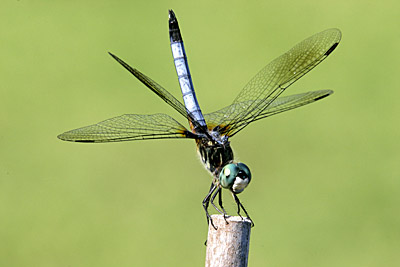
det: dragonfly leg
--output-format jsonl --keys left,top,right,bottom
{"left": 204, "top": 182, "right": 214, "bottom": 211}
{"left": 211, "top": 188, "right": 229, "bottom": 224}
{"left": 216, "top": 189, "right": 229, "bottom": 224}
{"left": 211, "top": 188, "right": 229, "bottom": 226}
{"left": 202, "top": 182, "right": 218, "bottom": 230}
{"left": 232, "top": 192, "right": 255, "bottom": 227}
{"left": 218, "top": 189, "right": 227, "bottom": 215}
{"left": 210, "top": 187, "right": 225, "bottom": 215}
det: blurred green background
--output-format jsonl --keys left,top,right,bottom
{"left": 1, "top": 0, "right": 399, "bottom": 266}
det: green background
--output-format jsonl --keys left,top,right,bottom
{"left": 1, "top": 0, "right": 399, "bottom": 266}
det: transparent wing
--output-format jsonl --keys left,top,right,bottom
{"left": 205, "top": 90, "right": 332, "bottom": 132}
{"left": 210, "top": 28, "right": 341, "bottom": 136}
{"left": 108, "top": 53, "right": 205, "bottom": 132}
{"left": 57, "top": 113, "right": 194, "bottom": 143}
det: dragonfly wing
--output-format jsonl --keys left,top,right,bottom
{"left": 210, "top": 29, "right": 341, "bottom": 135}
{"left": 58, "top": 113, "right": 194, "bottom": 142}
{"left": 108, "top": 53, "right": 205, "bottom": 131}
{"left": 253, "top": 90, "right": 333, "bottom": 120}
{"left": 205, "top": 90, "right": 332, "bottom": 132}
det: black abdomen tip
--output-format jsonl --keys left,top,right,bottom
{"left": 169, "top": 9, "right": 176, "bottom": 20}
{"left": 168, "top": 9, "right": 182, "bottom": 42}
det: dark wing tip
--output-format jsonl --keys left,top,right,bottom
{"left": 325, "top": 42, "right": 339, "bottom": 56}
{"left": 108, "top": 51, "right": 118, "bottom": 60}
{"left": 314, "top": 90, "right": 334, "bottom": 101}
{"left": 58, "top": 135, "right": 96, "bottom": 143}
{"left": 107, "top": 52, "right": 138, "bottom": 74}
{"left": 108, "top": 52, "right": 126, "bottom": 68}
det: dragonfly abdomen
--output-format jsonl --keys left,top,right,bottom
{"left": 169, "top": 10, "right": 206, "bottom": 129}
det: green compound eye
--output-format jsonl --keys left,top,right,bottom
{"left": 219, "top": 163, "right": 251, "bottom": 193}
{"left": 237, "top": 163, "right": 251, "bottom": 179}
{"left": 219, "top": 164, "right": 238, "bottom": 189}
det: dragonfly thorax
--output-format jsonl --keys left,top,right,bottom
{"left": 196, "top": 129, "right": 252, "bottom": 193}
{"left": 197, "top": 133, "right": 233, "bottom": 177}
{"left": 209, "top": 128, "right": 229, "bottom": 145}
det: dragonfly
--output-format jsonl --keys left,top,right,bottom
{"left": 58, "top": 10, "right": 341, "bottom": 229}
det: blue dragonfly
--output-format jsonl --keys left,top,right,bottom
{"left": 58, "top": 10, "right": 341, "bottom": 229}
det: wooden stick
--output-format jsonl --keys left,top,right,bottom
{"left": 205, "top": 215, "right": 252, "bottom": 267}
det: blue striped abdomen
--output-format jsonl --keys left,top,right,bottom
{"left": 169, "top": 11, "right": 206, "bottom": 129}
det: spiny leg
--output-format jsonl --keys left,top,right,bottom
{"left": 210, "top": 187, "right": 224, "bottom": 214}
{"left": 218, "top": 188, "right": 227, "bottom": 215}
{"left": 211, "top": 187, "right": 229, "bottom": 225}
{"left": 202, "top": 182, "right": 218, "bottom": 230}
{"left": 209, "top": 187, "right": 229, "bottom": 226}
{"left": 232, "top": 192, "right": 255, "bottom": 227}
{"left": 204, "top": 182, "right": 214, "bottom": 211}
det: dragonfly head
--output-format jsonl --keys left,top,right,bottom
{"left": 219, "top": 162, "right": 251, "bottom": 193}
